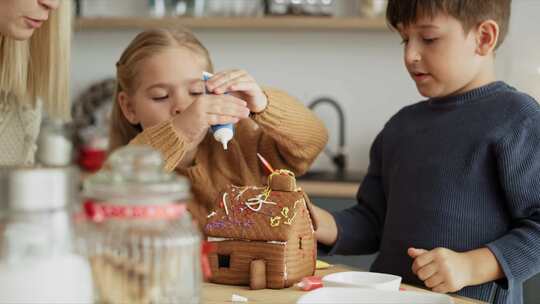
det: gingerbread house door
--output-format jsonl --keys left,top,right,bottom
{"left": 250, "top": 259, "right": 267, "bottom": 290}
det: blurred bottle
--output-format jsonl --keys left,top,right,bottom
{"left": 37, "top": 119, "right": 73, "bottom": 167}
{"left": 149, "top": 0, "right": 193, "bottom": 17}
{"left": 265, "top": 0, "right": 289, "bottom": 15}
{"left": 205, "top": 0, "right": 264, "bottom": 17}
{"left": 0, "top": 167, "right": 94, "bottom": 303}
{"left": 358, "top": 0, "right": 387, "bottom": 18}
{"left": 265, "top": 0, "right": 336, "bottom": 16}
{"left": 77, "top": 123, "right": 108, "bottom": 173}
{"left": 172, "top": 0, "right": 193, "bottom": 16}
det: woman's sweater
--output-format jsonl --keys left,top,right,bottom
{"left": 0, "top": 93, "right": 42, "bottom": 166}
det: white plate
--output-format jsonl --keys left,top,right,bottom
{"left": 297, "top": 287, "right": 454, "bottom": 304}
{"left": 322, "top": 271, "right": 402, "bottom": 291}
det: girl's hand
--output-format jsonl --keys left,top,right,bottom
{"left": 408, "top": 247, "right": 473, "bottom": 294}
{"left": 205, "top": 69, "right": 268, "bottom": 114}
{"left": 172, "top": 94, "right": 250, "bottom": 147}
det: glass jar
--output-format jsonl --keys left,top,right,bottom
{"left": 37, "top": 118, "right": 73, "bottom": 167}
{"left": 80, "top": 146, "right": 201, "bottom": 304}
{"left": 0, "top": 167, "right": 94, "bottom": 303}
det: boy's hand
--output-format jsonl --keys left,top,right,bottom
{"left": 205, "top": 69, "right": 268, "bottom": 114}
{"left": 173, "top": 94, "right": 249, "bottom": 147}
{"left": 312, "top": 205, "right": 338, "bottom": 246}
{"left": 408, "top": 247, "right": 473, "bottom": 294}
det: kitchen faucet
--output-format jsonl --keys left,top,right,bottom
{"left": 308, "top": 97, "right": 346, "bottom": 175}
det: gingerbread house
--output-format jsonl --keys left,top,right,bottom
{"left": 204, "top": 170, "right": 317, "bottom": 290}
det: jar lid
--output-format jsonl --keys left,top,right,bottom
{"left": 0, "top": 166, "right": 77, "bottom": 212}
{"left": 83, "top": 146, "right": 191, "bottom": 204}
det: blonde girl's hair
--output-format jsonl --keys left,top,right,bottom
{"left": 109, "top": 28, "right": 213, "bottom": 152}
{"left": 0, "top": 0, "right": 72, "bottom": 120}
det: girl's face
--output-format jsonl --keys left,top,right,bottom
{"left": 119, "top": 48, "right": 208, "bottom": 130}
{"left": 0, "top": 0, "right": 59, "bottom": 40}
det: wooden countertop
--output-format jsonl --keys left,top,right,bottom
{"left": 81, "top": 172, "right": 361, "bottom": 199}
{"left": 297, "top": 180, "right": 359, "bottom": 199}
{"left": 202, "top": 265, "right": 486, "bottom": 304}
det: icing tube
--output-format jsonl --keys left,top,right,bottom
{"left": 211, "top": 124, "right": 233, "bottom": 150}
{"left": 203, "top": 71, "right": 234, "bottom": 150}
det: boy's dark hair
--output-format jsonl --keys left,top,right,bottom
{"left": 386, "top": 0, "right": 511, "bottom": 50}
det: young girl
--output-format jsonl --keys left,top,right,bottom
{"left": 0, "top": 0, "right": 72, "bottom": 166}
{"left": 109, "top": 28, "right": 328, "bottom": 223}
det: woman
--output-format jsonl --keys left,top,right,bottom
{"left": 0, "top": 0, "right": 71, "bottom": 166}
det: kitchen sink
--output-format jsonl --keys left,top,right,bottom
{"left": 298, "top": 170, "right": 365, "bottom": 183}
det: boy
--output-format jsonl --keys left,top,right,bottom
{"left": 314, "top": 1, "right": 540, "bottom": 303}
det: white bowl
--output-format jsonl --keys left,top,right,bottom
{"left": 297, "top": 287, "right": 454, "bottom": 304}
{"left": 322, "top": 271, "right": 402, "bottom": 291}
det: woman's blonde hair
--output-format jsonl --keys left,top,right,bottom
{"left": 0, "top": 0, "right": 72, "bottom": 120}
{"left": 109, "top": 28, "right": 213, "bottom": 152}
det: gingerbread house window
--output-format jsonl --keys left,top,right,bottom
{"left": 299, "top": 237, "right": 303, "bottom": 249}
{"left": 218, "top": 254, "right": 231, "bottom": 268}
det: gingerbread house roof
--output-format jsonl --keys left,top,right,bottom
{"left": 204, "top": 185, "right": 312, "bottom": 242}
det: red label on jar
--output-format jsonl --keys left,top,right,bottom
{"left": 83, "top": 200, "right": 187, "bottom": 222}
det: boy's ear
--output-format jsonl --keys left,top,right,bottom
{"left": 118, "top": 91, "right": 139, "bottom": 124}
{"left": 475, "top": 20, "right": 500, "bottom": 56}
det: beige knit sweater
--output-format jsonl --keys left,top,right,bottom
{"left": 0, "top": 93, "right": 42, "bottom": 166}
{"left": 130, "top": 88, "right": 328, "bottom": 224}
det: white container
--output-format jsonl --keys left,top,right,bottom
{"left": 37, "top": 119, "right": 73, "bottom": 167}
{"left": 322, "top": 271, "right": 402, "bottom": 291}
{"left": 0, "top": 167, "right": 94, "bottom": 303}
{"left": 0, "top": 255, "right": 94, "bottom": 303}
{"left": 297, "top": 287, "right": 454, "bottom": 304}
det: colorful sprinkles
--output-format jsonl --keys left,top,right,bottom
{"left": 208, "top": 172, "right": 305, "bottom": 230}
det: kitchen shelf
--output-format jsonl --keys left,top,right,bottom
{"left": 75, "top": 16, "right": 389, "bottom": 31}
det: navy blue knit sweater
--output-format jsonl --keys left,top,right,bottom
{"left": 323, "top": 82, "right": 540, "bottom": 303}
